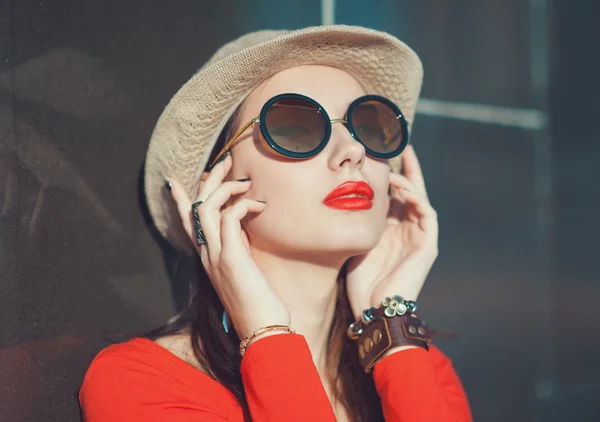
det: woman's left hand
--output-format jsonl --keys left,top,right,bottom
{"left": 346, "top": 145, "right": 439, "bottom": 320}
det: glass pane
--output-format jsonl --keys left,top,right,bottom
{"left": 336, "top": 0, "right": 534, "bottom": 108}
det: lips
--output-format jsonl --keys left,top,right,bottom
{"left": 323, "top": 181, "right": 374, "bottom": 210}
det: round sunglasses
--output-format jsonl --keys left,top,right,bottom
{"left": 209, "top": 93, "right": 410, "bottom": 168}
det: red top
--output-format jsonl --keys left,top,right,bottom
{"left": 79, "top": 334, "right": 471, "bottom": 421}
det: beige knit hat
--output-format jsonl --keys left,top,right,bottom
{"left": 144, "top": 24, "right": 423, "bottom": 253}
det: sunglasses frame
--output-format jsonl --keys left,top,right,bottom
{"left": 210, "top": 93, "right": 410, "bottom": 168}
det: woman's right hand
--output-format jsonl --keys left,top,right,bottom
{"left": 167, "top": 152, "right": 291, "bottom": 342}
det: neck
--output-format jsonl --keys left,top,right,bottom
{"left": 249, "top": 246, "right": 346, "bottom": 375}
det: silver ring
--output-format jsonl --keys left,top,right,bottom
{"left": 191, "top": 201, "right": 207, "bottom": 245}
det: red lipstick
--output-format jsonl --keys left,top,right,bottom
{"left": 323, "top": 181, "right": 374, "bottom": 210}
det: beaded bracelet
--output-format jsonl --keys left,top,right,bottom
{"left": 347, "top": 295, "right": 418, "bottom": 340}
{"left": 239, "top": 324, "right": 296, "bottom": 356}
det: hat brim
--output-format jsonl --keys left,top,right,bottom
{"left": 144, "top": 24, "right": 423, "bottom": 252}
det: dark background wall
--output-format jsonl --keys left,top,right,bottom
{"left": 1, "top": 0, "right": 598, "bottom": 421}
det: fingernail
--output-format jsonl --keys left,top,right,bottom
{"left": 236, "top": 177, "right": 251, "bottom": 182}
{"left": 216, "top": 151, "right": 231, "bottom": 164}
{"left": 208, "top": 151, "right": 230, "bottom": 171}
{"left": 165, "top": 179, "right": 172, "bottom": 192}
{"left": 256, "top": 200, "right": 266, "bottom": 204}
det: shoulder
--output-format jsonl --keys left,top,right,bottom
{"left": 82, "top": 337, "right": 180, "bottom": 379}
{"left": 79, "top": 337, "right": 240, "bottom": 420}
{"left": 79, "top": 337, "right": 187, "bottom": 399}
{"left": 82, "top": 334, "right": 207, "bottom": 383}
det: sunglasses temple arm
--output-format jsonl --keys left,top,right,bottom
{"left": 209, "top": 118, "right": 258, "bottom": 168}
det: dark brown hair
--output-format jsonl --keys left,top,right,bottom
{"left": 144, "top": 106, "right": 384, "bottom": 421}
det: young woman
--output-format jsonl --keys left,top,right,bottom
{"left": 79, "top": 25, "right": 472, "bottom": 421}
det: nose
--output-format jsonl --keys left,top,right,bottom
{"left": 327, "top": 119, "right": 366, "bottom": 170}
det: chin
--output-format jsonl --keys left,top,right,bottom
{"left": 249, "top": 214, "right": 385, "bottom": 257}
{"left": 324, "top": 225, "right": 382, "bottom": 254}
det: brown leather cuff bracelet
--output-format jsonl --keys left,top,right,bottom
{"left": 355, "top": 313, "right": 431, "bottom": 373}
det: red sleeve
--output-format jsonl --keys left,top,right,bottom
{"left": 372, "top": 345, "right": 472, "bottom": 422}
{"left": 240, "top": 333, "right": 337, "bottom": 421}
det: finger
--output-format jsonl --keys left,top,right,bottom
{"left": 401, "top": 145, "right": 428, "bottom": 196}
{"left": 195, "top": 180, "right": 253, "bottom": 261}
{"left": 202, "top": 179, "right": 252, "bottom": 209}
{"left": 167, "top": 177, "right": 195, "bottom": 243}
{"left": 389, "top": 172, "right": 427, "bottom": 201}
{"left": 197, "top": 152, "right": 233, "bottom": 201}
{"left": 167, "top": 178, "right": 215, "bottom": 272}
{"left": 220, "top": 199, "right": 266, "bottom": 258}
{"left": 397, "top": 187, "right": 438, "bottom": 233}
{"left": 387, "top": 188, "right": 406, "bottom": 222}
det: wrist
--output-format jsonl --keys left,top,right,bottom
{"left": 354, "top": 315, "right": 430, "bottom": 373}
{"left": 238, "top": 323, "right": 295, "bottom": 356}
{"left": 347, "top": 296, "right": 431, "bottom": 373}
{"left": 381, "top": 345, "right": 420, "bottom": 359}
{"left": 246, "top": 330, "right": 292, "bottom": 347}
{"left": 234, "top": 314, "right": 292, "bottom": 341}
{"left": 370, "top": 292, "right": 419, "bottom": 309}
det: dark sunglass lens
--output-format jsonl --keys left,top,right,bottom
{"left": 264, "top": 98, "right": 326, "bottom": 154}
{"left": 350, "top": 99, "right": 405, "bottom": 154}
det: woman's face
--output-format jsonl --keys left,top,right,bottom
{"left": 228, "top": 65, "right": 391, "bottom": 259}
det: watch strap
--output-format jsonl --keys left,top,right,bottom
{"left": 356, "top": 313, "right": 431, "bottom": 373}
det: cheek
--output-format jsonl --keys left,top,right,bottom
{"left": 368, "top": 162, "right": 391, "bottom": 203}
{"left": 372, "top": 189, "right": 391, "bottom": 232}
{"left": 251, "top": 166, "right": 302, "bottom": 201}
{"left": 367, "top": 164, "right": 392, "bottom": 229}
{"left": 246, "top": 163, "right": 312, "bottom": 220}
{"left": 243, "top": 171, "right": 315, "bottom": 245}
{"left": 239, "top": 157, "right": 391, "bottom": 252}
